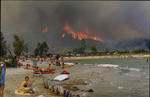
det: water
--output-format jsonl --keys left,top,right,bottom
{"left": 66, "top": 57, "right": 149, "bottom": 97}
{"left": 66, "top": 57, "right": 149, "bottom": 69}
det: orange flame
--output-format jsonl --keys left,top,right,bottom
{"left": 63, "top": 21, "right": 77, "bottom": 39}
{"left": 62, "top": 33, "right": 66, "bottom": 38}
{"left": 62, "top": 21, "right": 103, "bottom": 42}
{"left": 42, "top": 26, "right": 48, "bottom": 33}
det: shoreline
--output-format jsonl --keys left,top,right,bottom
{"left": 64, "top": 55, "right": 150, "bottom": 60}
{"left": 4, "top": 55, "right": 149, "bottom": 97}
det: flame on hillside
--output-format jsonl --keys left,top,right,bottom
{"left": 62, "top": 21, "right": 103, "bottom": 42}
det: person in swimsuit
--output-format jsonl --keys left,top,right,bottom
{"left": 33, "top": 66, "right": 42, "bottom": 72}
{"left": 53, "top": 55, "right": 57, "bottom": 65}
{"left": 0, "top": 62, "right": 6, "bottom": 97}
{"left": 44, "top": 64, "right": 51, "bottom": 71}
{"left": 20, "top": 76, "right": 35, "bottom": 93}
{"left": 60, "top": 56, "right": 64, "bottom": 68}
{"left": 56, "top": 54, "right": 60, "bottom": 66}
{"left": 49, "top": 56, "right": 55, "bottom": 66}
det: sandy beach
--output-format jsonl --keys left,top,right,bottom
{"left": 4, "top": 56, "right": 149, "bottom": 97}
{"left": 5, "top": 67, "right": 63, "bottom": 97}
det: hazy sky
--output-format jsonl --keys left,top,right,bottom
{"left": 1, "top": 1, "right": 150, "bottom": 44}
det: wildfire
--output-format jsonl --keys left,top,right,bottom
{"left": 62, "top": 21, "right": 103, "bottom": 42}
{"left": 62, "top": 33, "right": 66, "bottom": 38}
{"left": 42, "top": 26, "right": 48, "bottom": 33}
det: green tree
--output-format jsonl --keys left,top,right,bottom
{"left": 0, "top": 32, "right": 7, "bottom": 57}
{"left": 80, "top": 39, "right": 86, "bottom": 54}
{"left": 90, "top": 44, "right": 97, "bottom": 54}
{"left": 13, "top": 34, "right": 28, "bottom": 56}
{"left": 34, "top": 41, "right": 49, "bottom": 56}
{"left": 42, "top": 41, "right": 49, "bottom": 55}
{"left": 81, "top": 39, "right": 86, "bottom": 47}
{"left": 132, "top": 49, "right": 145, "bottom": 53}
{"left": 72, "top": 39, "right": 88, "bottom": 54}
{"left": 34, "top": 48, "right": 40, "bottom": 56}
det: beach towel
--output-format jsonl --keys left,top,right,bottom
{"left": 15, "top": 88, "right": 31, "bottom": 95}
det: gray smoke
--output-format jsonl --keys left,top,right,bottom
{"left": 1, "top": 1, "right": 150, "bottom": 53}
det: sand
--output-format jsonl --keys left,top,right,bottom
{"left": 5, "top": 68, "right": 62, "bottom": 97}
{"left": 4, "top": 57, "right": 149, "bottom": 97}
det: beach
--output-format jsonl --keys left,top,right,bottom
{"left": 4, "top": 56, "right": 149, "bottom": 97}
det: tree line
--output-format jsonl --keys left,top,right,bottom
{"left": 0, "top": 32, "right": 150, "bottom": 58}
{"left": 0, "top": 32, "right": 98, "bottom": 57}
{"left": 0, "top": 32, "right": 49, "bottom": 57}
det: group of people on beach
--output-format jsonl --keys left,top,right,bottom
{"left": 17, "top": 55, "right": 66, "bottom": 94}
{"left": 19, "top": 54, "right": 65, "bottom": 71}
{"left": 0, "top": 62, "right": 6, "bottom": 97}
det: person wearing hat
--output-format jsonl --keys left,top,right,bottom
{"left": 0, "top": 62, "right": 6, "bottom": 97}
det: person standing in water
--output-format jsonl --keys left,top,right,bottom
{"left": 146, "top": 57, "right": 150, "bottom": 65}
{"left": 0, "top": 62, "right": 6, "bottom": 97}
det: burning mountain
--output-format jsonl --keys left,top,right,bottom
{"left": 62, "top": 21, "right": 104, "bottom": 42}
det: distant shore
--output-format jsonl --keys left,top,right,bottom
{"left": 64, "top": 54, "right": 150, "bottom": 60}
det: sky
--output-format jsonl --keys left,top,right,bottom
{"left": 1, "top": 1, "right": 150, "bottom": 52}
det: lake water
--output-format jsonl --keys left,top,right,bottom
{"left": 65, "top": 57, "right": 149, "bottom": 97}
{"left": 66, "top": 57, "right": 149, "bottom": 69}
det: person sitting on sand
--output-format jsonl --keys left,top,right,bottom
{"left": 20, "top": 76, "right": 35, "bottom": 94}
{"left": 25, "top": 64, "right": 34, "bottom": 70}
{"left": 24, "top": 64, "right": 31, "bottom": 69}
{"left": 33, "top": 66, "right": 42, "bottom": 72}
{"left": 44, "top": 64, "right": 51, "bottom": 71}
{"left": 56, "top": 60, "right": 60, "bottom": 66}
